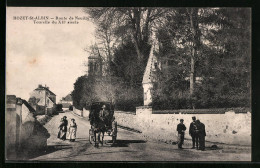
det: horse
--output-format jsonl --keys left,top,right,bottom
{"left": 93, "top": 122, "right": 105, "bottom": 147}
{"left": 89, "top": 104, "right": 111, "bottom": 147}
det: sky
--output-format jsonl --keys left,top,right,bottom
{"left": 6, "top": 7, "right": 96, "bottom": 102}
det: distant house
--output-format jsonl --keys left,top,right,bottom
{"left": 28, "top": 85, "right": 56, "bottom": 112}
{"left": 60, "top": 93, "right": 73, "bottom": 108}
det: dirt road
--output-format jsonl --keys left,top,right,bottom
{"left": 31, "top": 111, "right": 251, "bottom": 161}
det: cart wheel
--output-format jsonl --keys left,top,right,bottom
{"left": 89, "top": 129, "right": 95, "bottom": 144}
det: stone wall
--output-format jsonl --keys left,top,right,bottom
{"left": 115, "top": 107, "right": 251, "bottom": 146}
{"left": 73, "top": 107, "right": 89, "bottom": 118}
{"left": 83, "top": 108, "right": 89, "bottom": 118}
{"left": 114, "top": 111, "right": 139, "bottom": 130}
{"left": 6, "top": 95, "right": 50, "bottom": 160}
{"left": 73, "top": 107, "right": 83, "bottom": 116}
{"left": 71, "top": 106, "right": 251, "bottom": 145}
{"left": 6, "top": 95, "right": 18, "bottom": 159}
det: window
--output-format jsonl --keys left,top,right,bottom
{"left": 144, "top": 92, "right": 147, "bottom": 100}
{"left": 154, "top": 62, "right": 158, "bottom": 69}
{"left": 89, "top": 62, "right": 93, "bottom": 72}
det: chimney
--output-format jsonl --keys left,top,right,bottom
{"left": 38, "top": 84, "right": 42, "bottom": 88}
{"left": 46, "top": 87, "right": 49, "bottom": 90}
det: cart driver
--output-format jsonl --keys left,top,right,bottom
{"left": 99, "top": 104, "right": 109, "bottom": 124}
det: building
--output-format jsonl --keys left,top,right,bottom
{"left": 88, "top": 55, "right": 103, "bottom": 76}
{"left": 60, "top": 93, "right": 73, "bottom": 108}
{"left": 142, "top": 44, "right": 160, "bottom": 106}
{"left": 28, "top": 85, "right": 56, "bottom": 110}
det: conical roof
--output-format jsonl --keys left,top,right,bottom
{"left": 142, "top": 45, "right": 158, "bottom": 84}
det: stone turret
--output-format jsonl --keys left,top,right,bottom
{"left": 142, "top": 44, "right": 159, "bottom": 106}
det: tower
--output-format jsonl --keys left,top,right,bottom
{"left": 142, "top": 43, "right": 159, "bottom": 106}
{"left": 88, "top": 55, "right": 103, "bottom": 76}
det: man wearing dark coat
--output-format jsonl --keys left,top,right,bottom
{"left": 59, "top": 116, "right": 68, "bottom": 140}
{"left": 197, "top": 120, "right": 206, "bottom": 151}
{"left": 189, "top": 116, "right": 198, "bottom": 149}
{"left": 177, "top": 119, "right": 186, "bottom": 149}
{"left": 99, "top": 105, "right": 109, "bottom": 127}
{"left": 63, "top": 116, "right": 68, "bottom": 128}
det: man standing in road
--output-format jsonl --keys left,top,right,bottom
{"left": 177, "top": 119, "right": 186, "bottom": 149}
{"left": 99, "top": 105, "right": 109, "bottom": 126}
{"left": 111, "top": 116, "right": 117, "bottom": 146}
{"left": 189, "top": 116, "right": 198, "bottom": 149}
{"left": 59, "top": 116, "right": 68, "bottom": 140}
{"left": 63, "top": 116, "right": 68, "bottom": 128}
{"left": 197, "top": 120, "right": 206, "bottom": 151}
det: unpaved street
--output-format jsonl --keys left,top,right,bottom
{"left": 31, "top": 111, "right": 251, "bottom": 161}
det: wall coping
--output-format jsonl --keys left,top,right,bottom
{"left": 114, "top": 108, "right": 250, "bottom": 115}
{"left": 115, "top": 111, "right": 136, "bottom": 115}
{"left": 7, "top": 95, "right": 17, "bottom": 104}
{"left": 136, "top": 106, "right": 152, "bottom": 109}
{"left": 16, "top": 98, "right": 23, "bottom": 105}
{"left": 152, "top": 107, "right": 250, "bottom": 114}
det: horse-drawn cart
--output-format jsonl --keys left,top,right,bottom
{"left": 88, "top": 102, "right": 117, "bottom": 147}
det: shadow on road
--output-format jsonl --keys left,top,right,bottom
{"left": 18, "top": 144, "right": 73, "bottom": 160}
{"left": 55, "top": 150, "right": 133, "bottom": 160}
{"left": 177, "top": 145, "right": 223, "bottom": 151}
{"left": 73, "top": 138, "right": 88, "bottom": 142}
{"left": 82, "top": 150, "right": 133, "bottom": 156}
{"left": 106, "top": 139, "right": 146, "bottom": 147}
{"left": 75, "top": 138, "right": 85, "bottom": 139}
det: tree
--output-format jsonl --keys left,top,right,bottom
{"left": 93, "top": 17, "right": 117, "bottom": 76}
{"left": 85, "top": 7, "right": 170, "bottom": 82}
{"left": 154, "top": 8, "right": 250, "bottom": 109}
{"left": 72, "top": 74, "right": 143, "bottom": 111}
{"left": 79, "top": 8, "right": 250, "bottom": 110}
{"left": 71, "top": 76, "right": 96, "bottom": 110}
{"left": 155, "top": 8, "right": 202, "bottom": 108}
{"left": 187, "top": 8, "right": 201, "bottom": 105}
{"left": 110, "top": 38, "right": 143, "bottom": 87}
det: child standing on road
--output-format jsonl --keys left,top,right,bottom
{"left": 69, "top": 118, "right": 77, "bottom": 142}
{"left": 111, "top": 116, "right": 117, "bottom": 145}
